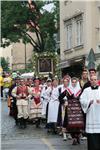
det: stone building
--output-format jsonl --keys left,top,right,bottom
{"left": 12, "top": 41, "right": 33, "bottom": 71}
{"left": 0, "top": 42, "right": 33, "bottom": 71}
{"left": 59, "top": 0, "right": 100, "bottom": 77}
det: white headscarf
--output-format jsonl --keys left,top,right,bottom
{"left": 69, "top": 80, "right": 81, "bottom": 97}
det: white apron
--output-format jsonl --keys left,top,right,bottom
{"left": 47, "top": 86, "right": 59, "bottom": 123}
{"left": 41, "top": 86, "right": 51, "bottom": 117}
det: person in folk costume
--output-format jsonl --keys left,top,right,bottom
{"left": 80, "top": 69, "right": 89, "bottom": 88}
{"left": 47, "top": 77, "right": 60, "bottom": 134}
{"left": 29, "top": 78, "right": 42, "bottom": 128}
{"left": 59, "top": 77, "right": 84, "bottom": 145}
{"left": 67, "top": 77, "right": 83, "bottom": 145}
{"left": 59, "top": 78, "right": 63, "bottom": 86}
{"left": 26, "top": 78, "right": 34, "bottom": 87}
{"left": 8, "top": 79, "right": 16, "bottom": 116}
{"left": 26, "top": 78, "right": 34, "bottom": 124}
{"left": 26, "top": 78, "right": 34, "bottom": 98}
{"left": 57, "top": 75, "right": 71, "bottom": 140}
{"left": 8, "top": 78, "right": 19, "bottom": 125}
{"left": 40, "top": 78, "right": 52, "bottom": 120}
{"left": 80, "top": 75, "right": 100, "bottom": 150}
{"left": 39, "top": 77, "right": 47, "bottom": 89}
{"left": 12, "top": 78, "right": 31, "bottom": 129}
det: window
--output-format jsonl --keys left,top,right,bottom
{"left": 64, "top": 13, "right": 83, "bottom": 50}
{"left": 64, "top": 0, "right": 72, "bottom": 6}
{"left": 76, "top": 19, "right": 83, "bottom": 46}
{"left": 66, "top": 24, "right": 72, "bottom": 49}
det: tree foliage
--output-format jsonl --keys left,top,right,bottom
{"left": 1, "top": 0, "right": 59, "bottom": 53}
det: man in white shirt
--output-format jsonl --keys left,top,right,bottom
{"left": 80, "top": 75, "right": 100, "bottom": 150}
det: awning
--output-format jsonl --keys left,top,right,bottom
{"left": 58, "top": 55, "right": 85, "bottom": 69}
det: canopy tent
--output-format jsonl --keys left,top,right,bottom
{"left": 21, "top": 72, "right": 34, "bottom": 78}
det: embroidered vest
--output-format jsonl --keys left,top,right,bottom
{"left": 17, "top": 86, "right": 29, "bottom": 99}
{"left": 33, "top": 87, "right": 41, "bottom": 104}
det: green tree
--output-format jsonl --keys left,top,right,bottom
{"left": 1, "top": 57, "right": 10, "bottom": 71}
{"left": 1, "top": 0, "right": 59, "bottom": 53}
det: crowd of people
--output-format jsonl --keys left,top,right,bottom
{"left": 1, "top": 68, "right": 100, "bottom": 150}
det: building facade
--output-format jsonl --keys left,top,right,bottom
{"left": 0, "top": 42, "right": 33, "bottom": 71}
{"left": 59, "top": 0, "right": 100, "bottom": 77}
{"left": 0, "top": 32, "right": 36, "bottom": 71}
{"left": 12, "top": 41, "right": 33, "bottom": 71}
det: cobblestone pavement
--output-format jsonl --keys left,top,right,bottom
{"left": 1, "top": 101, "right": 87, "bottom": 150}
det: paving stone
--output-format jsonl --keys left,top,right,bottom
{"left": 1, "top": 101, "right": 87, "bottom": 150}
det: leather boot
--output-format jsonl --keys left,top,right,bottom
{"left": 23, "top": 119, "right": 27, "bottom": 128}
{"left": 18, "top": 118, "right": 23, "bottom": 129}
{"left": 15, "top": 118, "right": 18, "bottom": 126}
{"left": 36, "top": 119, "right": 40, "bottom": 128}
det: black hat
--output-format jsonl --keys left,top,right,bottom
{"left": 33, "top": 76, "right": 40, "bottom": 82}
{"left": 89, "top": 68, "right": 96, "bottom": 72}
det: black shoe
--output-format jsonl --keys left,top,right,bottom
{"left": 23, "top": 119, "right": 27, "bottom": 128}
{"left": 77, "top": 138, "right": 80, "bottom": 144}
{"left": 52, "top": 129, "right": 57, "bottom": 134}
{"left": 15, "top": 119, "right": 18, "bottom": 126}
{"left": 36, "top": 123, "right": 40, "bottom": 128}
{"left": 47, "top": 129, "right": 51, "bottom": 133}
{"left": 52, "top": 130, "right": 57, "bottom": 134}
{"left": 72, "top": 139, "right": 78, "bottom": 145}
{"left": 36, "top": 119, "right": 40, "bottom": 128}
{"left": 18, "top": 118, "right": 24, "bottom": 129}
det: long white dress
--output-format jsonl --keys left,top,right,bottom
{"left": 47, "top": 86, "right": 59, "bottom": 123}
{"left": 80, "top": 86, "right": 100, "bottom": 133}
{"left": 41, "top": 86, "right": 51, "bottom": 117}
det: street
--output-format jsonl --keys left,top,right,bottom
{"left": 1, "top": 101, "right": 87, "bottom": 150}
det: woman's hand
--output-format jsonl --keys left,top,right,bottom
{"left": 64, "top": 101, "right": 68, "bottom": 107}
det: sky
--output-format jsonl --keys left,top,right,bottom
{"left": 43, "top": 3, "right": 54, "bottom": 12}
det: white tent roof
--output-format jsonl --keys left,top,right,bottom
{"left": 21, "top": 72, "right": 34, "bottom": 78}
